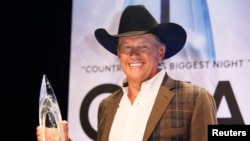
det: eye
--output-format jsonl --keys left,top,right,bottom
{"left": 123, "top": 46, "right": 132, "bottom": 51}
{"left": 138, "top": 45, "right": 149, "bottom": 50}
{"left": 120, "top": 45, "right": 132, "bottom": 53}
{"left": 124, "top": 46, "right": 131, "bottom": 49}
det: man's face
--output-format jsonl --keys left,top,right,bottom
{"left": 117, "top": 34, "right": 165, "bottom": 83}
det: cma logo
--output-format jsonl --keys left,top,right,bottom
{"left": 79, "top": 81, "right": 244, "bottom": 140}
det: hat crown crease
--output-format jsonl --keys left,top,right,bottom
{"left": 118, "top": 5, "right": 158, "bottom": 35}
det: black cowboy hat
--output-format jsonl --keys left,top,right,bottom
{"left": 94, "top": 5, "right": 187, "bottom": 59}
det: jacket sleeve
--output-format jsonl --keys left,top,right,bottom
{"left": 189, "top": 89, "right": 218, "bottom": 141}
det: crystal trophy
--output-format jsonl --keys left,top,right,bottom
{"left": 39, "top": 74, "right": 65, "bottom": 141}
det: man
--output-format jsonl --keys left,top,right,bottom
{"left": 36, "top": 4, "right": 217, "bottom": 141}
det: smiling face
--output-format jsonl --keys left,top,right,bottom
{"left": 117, "top": 33, "right": 166, "bottom": 83}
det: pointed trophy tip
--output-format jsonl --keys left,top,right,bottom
{"left": 39, "top": 74, "right": 53, "bottom": 100}
{"left": 43, "top": 74, "right": 48, "bottom": 80}
{"left": 42, "top": 74, "right": 51, "bottom": 86}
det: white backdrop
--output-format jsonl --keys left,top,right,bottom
{"left": 68, "top": 0, "right": 250, "bottom": 140}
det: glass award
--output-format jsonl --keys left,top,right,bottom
{"left": 39, "top": 74, "right": 65, "bottom": 141}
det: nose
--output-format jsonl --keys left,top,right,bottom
{"left": 129, "top": 47, "right": 141, "bottom": 56}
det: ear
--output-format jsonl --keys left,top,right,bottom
{"left": 158, "top": 45, "right": 166, "bottom": 62}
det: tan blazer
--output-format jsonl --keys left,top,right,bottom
{"left": 97, "top": 73, "right": 218, "bottom": 141}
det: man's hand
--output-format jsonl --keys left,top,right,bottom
{"left": 36, "top": 120, "right": 69, "bottom": 141}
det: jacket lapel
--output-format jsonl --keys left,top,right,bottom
{"left": 142, "top": 75, "right": 176, "bottom": 141}
{"left": 101, "top": 90, "right": 123, "bottom": 141}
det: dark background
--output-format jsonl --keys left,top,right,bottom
{"left": 3, "top": 0, "right": 72, "bottom": 140}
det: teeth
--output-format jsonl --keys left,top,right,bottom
{"left": 130, "top": 63, "right": 142, "bottom": 67}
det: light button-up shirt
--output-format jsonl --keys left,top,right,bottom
{"left": 108, "top": 69, "right": 165, "bottom": 141}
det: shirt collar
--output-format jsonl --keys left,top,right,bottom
{"left": 121, "top": 69, "right": 165, "bottom": 93}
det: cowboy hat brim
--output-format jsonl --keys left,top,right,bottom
{"left": 95, "top": 22, "right": 186, "bottom": 59}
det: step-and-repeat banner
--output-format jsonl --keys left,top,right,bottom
{"left": 68, "top": 0, "right": 250, "bottom": 140}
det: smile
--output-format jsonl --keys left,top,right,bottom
{"left": 129, "top": 63, "right": 143, "bottom": 67}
